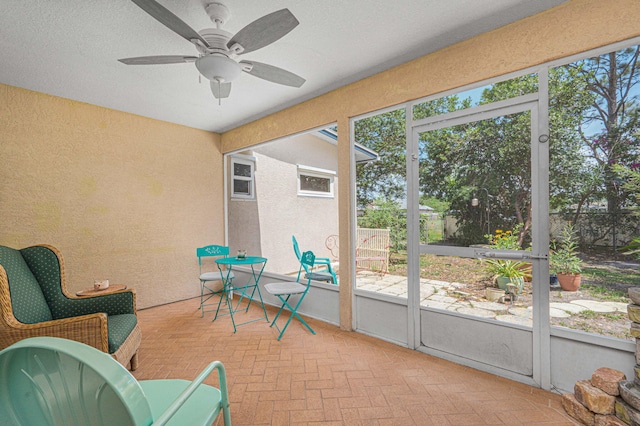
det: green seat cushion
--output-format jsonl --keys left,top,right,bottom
{"left": 0, "top": 246, "right": 52, "bottom": 324}
{"left": 108, "top": 314, "right": 138, "bottom": 354}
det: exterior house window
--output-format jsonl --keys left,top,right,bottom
{"left": 297, "top": 165, "right": 335, "bottom": 197}
{"left": 231, "top": 155, "right": 255, "bottom": 199}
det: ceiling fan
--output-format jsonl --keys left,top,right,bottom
{"left": 119, "top": 0, "right": 306, "bottom": 102}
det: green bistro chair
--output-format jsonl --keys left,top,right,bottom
{"left": 291, "top": 235, "right": 337, "bottom": 284}
{"left": 264, "top": 250, "right": 317, "bottom": 340}
{"left": 0, "top": 336, "right": 231, "bottom": 426}
{"left": 197, "top": 245, "right": 234, "bottom": 317}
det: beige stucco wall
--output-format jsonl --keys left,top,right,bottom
{"left": 0, "top": 84, "right": 223, "bottom": 309}
{"left": 220, "top": 0, "right": 640, "bottom": 329}
{"left": 228, "top": 133, "right": 339, "bottom": 275}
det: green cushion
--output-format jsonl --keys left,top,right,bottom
{"left": 108, "top": 314, "right": 138, "bottom": 354}
{"left": 20, "top": 246, "right": 65, "bottom": 317}
{"left": 0, "top": 246, "right": 52, "bottom": 324}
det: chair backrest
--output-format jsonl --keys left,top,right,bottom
{"left": 293, "top": 236, "right": 315, "bottom": 276}
{"left": 0, "top": 336, "right": 152, "bottom": 426}
{"left": 325, "top": 235, "right": 339, "bottom": 260}
{"left": 197, "top": 245, "right": 230, "bottom": 272}
{"left": 0, "top": 246, "right": 53, "bottom": 324}
{"left": 291, "top": 235, "right": 302, "bottom": 261}
{"left": 296, "top": 251, "right": 316, "bottom": 282}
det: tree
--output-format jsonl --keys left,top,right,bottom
{"left": 560, "top": 46, "right": 640, "bottom": 248}
{"left": 354, "top": 44, "right": 640, "bottom": 249}
{"left": 354, "top": 109, "right": 406, "bottom": 209}
{"left": 569, "top": 46, "right": 640, "bottom": 215}
{"left": 418, "top": 73, "right": 589, "bottom": 246}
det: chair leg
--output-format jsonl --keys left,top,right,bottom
{"left": 273, "top": 295, "right": 315, "bottom": 340}
{"left": 199, "top": 280, "right": 205, "bottom": 317}
{"left": 214, "top": 286, "right": 231, "bottom": 320}
{"left": 269, "top": 295, "right": 289, "bottom": 327}
{"left": 329, "top": 268, "right": 338, "bottom": 284}
{"left": 213, "top": 278, "right": 233, "bottom": 321}
{"left": 130, "top": 352, "right": 139, "bottom": 371}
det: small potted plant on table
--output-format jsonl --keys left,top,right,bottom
{"left": 550, "top": 224, "right": 583, "bottom": 291}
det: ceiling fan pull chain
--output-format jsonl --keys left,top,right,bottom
{"left": 218, "top": 80, "right": 222, "bottom": 106}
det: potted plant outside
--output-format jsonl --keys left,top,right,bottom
{"left": 483, "top": 227, "right": 526, "bottom": 294}
{"left": 550, "top": 224, "right": 583, "bottom": 291}
{"left": 484, "top": 258, "right": 526, "bottom": 294}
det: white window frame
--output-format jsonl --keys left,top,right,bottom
{"left": 297, "top": 164, "right": 336, "bottom": 198}
{"left": 231, "top": 155, "right": 256, "bottom": 200}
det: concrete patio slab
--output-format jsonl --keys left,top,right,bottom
{"left": 570, "top": 299, "right": 617, "bottom": 313}
{"left": 472, "top": 301, "right": 509, "bottom": 312}
{"left": 457, "top": 306, "right": 496, "bottom": 318}
{"left": 550, "top": 307, "right": 571, "bottom": 318}
{"left": 550, "top": 302, "right": 588, "bottom": 314}
{"left": 510, "top": 307, "right": 532, "bottom": 318}
{"left": 495, "top": 314, "right": 533, "bottom": 327}
{"left": 602, "top": 301, "right": 629, "bottom": 313}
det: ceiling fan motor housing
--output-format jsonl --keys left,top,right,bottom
{"left": 205, "top": 2, "right": 230, "bottom": 25}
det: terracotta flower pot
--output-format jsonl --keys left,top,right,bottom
{"left": 557, "top": 273, "right": 581, "bottom": 291}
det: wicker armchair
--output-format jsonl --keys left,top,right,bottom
{"left": 0, "top": 244, "right": 141, "bottom": 370}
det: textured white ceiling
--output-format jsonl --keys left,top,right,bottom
{"left": 0, "top": 0, "right": 566, "bottom": 133}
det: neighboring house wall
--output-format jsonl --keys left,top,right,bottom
{"left": 228, "top": 133, "right": 339, "bottom": 275}
{"left": 0, "top": 84, "right": 224, "bottom": 309}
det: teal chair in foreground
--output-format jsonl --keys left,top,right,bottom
{"left": 264, "top": 251, "right": 317, "bottom": 340}
{"left": 292, "top": 235, "right": 337, "bottom": 284}
{"left": 197, "top": 245, "right": 234, "bottom": 317}
{"left": 0, "top": 337, "right": 231, "bottom": 426}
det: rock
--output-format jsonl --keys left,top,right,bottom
{"left": 593, "top": 368, "right": 627, "bottom": 396}
{"left": 632, "top": 323, "right": 640, "bottom": 339}
{"left": 629, "top": 305, "right": 640, "bottom": 324}
{"left": 575, "top": 380, "right": 616, "bottom": 414}
{"left": 635, "top": 366, "right": 640, "bottom": 387}
{"left": 615, "top": 398, "right": 640, "bottom": 425}
{"left": 629, "top": 288, "right": 640, "bottom": 306}
{"left": 595, "top": 414, "right": 629, "bottom": 425}
{"left": 620, "top": 381, "right": 640, "bottom": 412}
{"left": 563, "top": 393, "right": 595, "bottom": 426}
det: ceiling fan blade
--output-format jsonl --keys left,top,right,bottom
{"left": 118, "top": 55, "right": 198, "bottom": 65}
{"left": 210, "top": 80, "right": 232, "bottom": 99}
{"left": 241, "top": 61, "right": 305, "bottom": 88}
{"left": 130, "top": 0, "right": 210, "bottom": 48}
{"left": 227, "top": 9, "right": 298, "bottom": 55}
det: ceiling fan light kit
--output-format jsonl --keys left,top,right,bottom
{"left": 120, "top": 0, "right": 306, "bottom": 102}
{"left": 195, "top": 55, "right": 241, "bottom": 82}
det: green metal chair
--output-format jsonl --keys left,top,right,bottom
{"left": 264, "top": 251, "right": 317, "bottom": 340}
{"left": 0, "top": 336, "right": 231, "bottom": 425}
{"left": 291, "top": 235, "right": 337, "bottom": 284}
{"left": 197, "top": 245, "right": 234, "bottom": 317}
